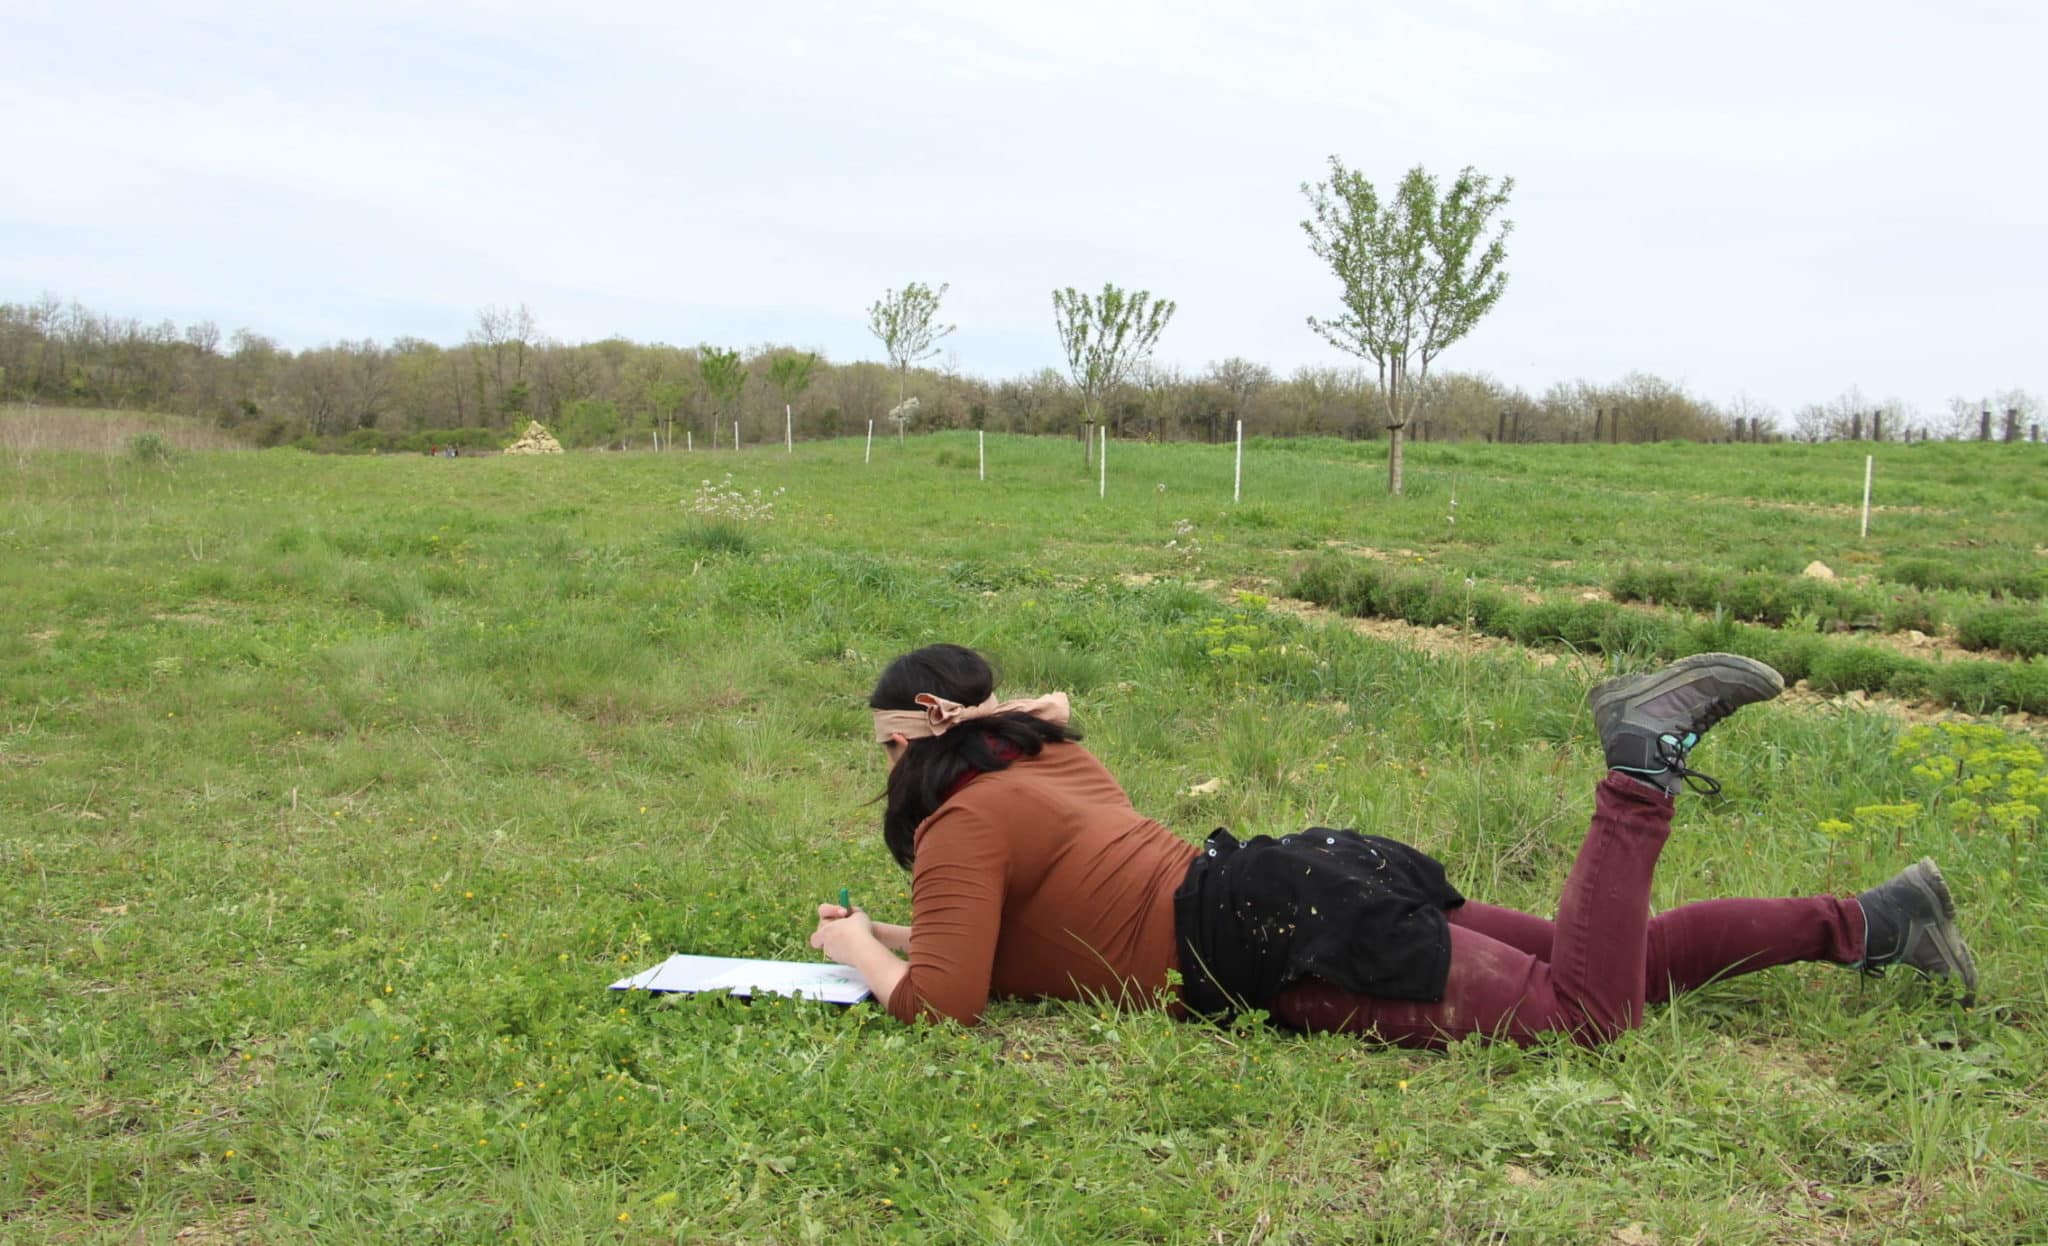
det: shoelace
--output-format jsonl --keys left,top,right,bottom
{"left": 1657, "top": 695, "right": 1739, "bottom": 796}
{"left": 1656, "top": 731, "right": 1721, "bottom": 796}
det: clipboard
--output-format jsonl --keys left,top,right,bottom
{"left": 609, "top": 953, "right": 873, "bottom": 1004}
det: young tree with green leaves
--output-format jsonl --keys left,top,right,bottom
{"left": 558, "top": 396, "right": 621, "bottom": 449}
{"left": 767, "top": 351, "right": 817, "bottom": 442}
{"left": 646, "top": 379, "right": 690, "bottom": 450}
{"left": 867, "top": 283, "right": 954, "bottom": 405}
{"left": 698, "top": 346, "right": 747, "bottom": 448}
{"left": 1051, "top": 284, "right": 1176, "bottom": 461}
{"left": 1301, "top": 158, "right": 1513, "bottom": 495}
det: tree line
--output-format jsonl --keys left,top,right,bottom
{"left": 7, "top": 292, "right": 2038, "bottom": 454}
{"left": 0, "top": 293, "right": 1759, "bottom": 449}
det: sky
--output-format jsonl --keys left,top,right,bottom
{"left": 2, "top": 0, "right": 2040, "bottom": 419}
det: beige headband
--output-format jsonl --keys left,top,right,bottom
{"left": 872, "top": 691, "right": 1071, "bottom": 744}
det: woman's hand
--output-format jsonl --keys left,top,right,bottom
{"left": 809, "top": 903, "right": 909, "bottom": 1009}
{"left": 810, "top": 904, "right": 878, "bottom": 965}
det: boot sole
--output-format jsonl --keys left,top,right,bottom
{"left": 1587, "top": 652, "right": 1786, "bottom": 719}
{"left": 1906, "top": 858, "right": 1980, "bottom": 1003}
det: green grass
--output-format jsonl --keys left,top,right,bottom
{"left": 3, "top": 434, "right": 2045, "bottom": 1243}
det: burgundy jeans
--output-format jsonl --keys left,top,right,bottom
{"left": 1268, "top": 773, "right": 1867, "bottom": 1047}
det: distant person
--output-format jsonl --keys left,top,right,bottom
{"left": 809, "top": 645, "right": 1975, "bottom": 1046}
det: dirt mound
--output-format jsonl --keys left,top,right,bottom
{"left": 503, "top": 421, "right": 563, "bottom": 455}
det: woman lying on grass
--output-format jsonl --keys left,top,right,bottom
{"left": 809, "top": 644, "right": 1977, "bottom": 1046}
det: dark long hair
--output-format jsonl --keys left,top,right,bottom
{"left": 870, "top": 644, "right": 1080, "bottom": 870}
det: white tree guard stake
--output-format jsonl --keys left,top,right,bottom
{"left": 865, "top": 420, "right": 873, "bottom": 464}
{"left": 686, "top": 430, "right": 692, "bottom": 452}
{"left": 1098, "top": 430, "right": 1107, "bottom": 498}
{"left": 1861, "top": 455, "right": 1874, "bottom": 539}
{"left": 785, "top": 404, "right": 792, "bottom": 452}
{"left": 733, "top": 421, "right": 740, "bottom": 451}
{"left": 1234, "top": 419, "right": 1243, "bottom": 503}
{"left": 978, "top": 430, "right": 985, "bottom": 481}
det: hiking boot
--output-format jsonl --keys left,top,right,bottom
{"left": 1587, "top": 653, "right": 1785, "bottom": 796}
{"left": 1857, "top": 858, "right": 1978, "bottom": 1004}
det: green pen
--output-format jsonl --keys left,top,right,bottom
{"left": 838, "top": 887, "right": 851, "bottom": 914}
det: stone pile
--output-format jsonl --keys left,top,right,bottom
{"left": 503, "top": 421, "right": 564, "bottom": 455}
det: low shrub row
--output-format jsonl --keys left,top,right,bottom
{"left": 1887, "top": 556, "right": 2048, "bottom": 601}
{"left": 1288, "top": 555, "right": 2048, "bottom": 715}
{"left": 1609, "top": 563, "right": 2048, "bottom": 658}
{"left": 1607, "top": 564, "right": 1940, "bottom": 634}
{"left": 1955, "top": 604, "right": 2048, "bottom": 659}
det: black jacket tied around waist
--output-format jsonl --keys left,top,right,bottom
{"left": 1174, "top": 827, "right": 1466, "bottom": 1020}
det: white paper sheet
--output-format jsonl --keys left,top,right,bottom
{"left": 609, "top": 953, "right": 873, "bottom": 1004}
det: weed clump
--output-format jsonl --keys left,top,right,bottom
{"left": 128, "top": 431, "right": 173, "bottom": 464}
{"left": 669, "top": 522, "right": 755, "bottom": 558}
{"left": 1594, "top": 611, "right": 1674, "bottom": 660}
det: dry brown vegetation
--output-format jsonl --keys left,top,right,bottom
{"left": 0, "top": 404, "right": 248, "bottom": 457}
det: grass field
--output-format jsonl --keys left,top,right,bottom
{"left": 4, "top": 419, "right": 2045, "bottom": 1243}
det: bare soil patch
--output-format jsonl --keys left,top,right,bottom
{"left": 1727, "top": 495, "right": 1941, "bottom": 518}
{"left": 1320, "top": 539, "right": 1420, "bottom": 562}
{"left": 171, "top": 1206, "right": 267, "bottom": 1244}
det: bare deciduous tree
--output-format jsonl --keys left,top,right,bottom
{"left": 1209, "top": 357, "right": 1272, "bottom": 443}
{"left": 1724, "top": 391, "right": 1779, "bottom": 442}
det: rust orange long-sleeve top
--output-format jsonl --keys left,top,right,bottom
{"left": 885, "top": 741, "right": 1199, "bottom": 1026}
